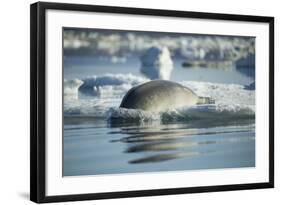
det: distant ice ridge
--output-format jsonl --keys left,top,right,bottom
{"left": 64, "top": 98, "right": 121, "bottom": 117}
{"left": 64, "top": 74, "right": 255, "bottom": 121}
{"left": 64, "top": 30, "right": 255, "bottom": 62}
{"left": 64, "top": 79, "right": 83, "bottom": 99}
{"left": 64, "top": 73, "right": 148, "bottom": 99}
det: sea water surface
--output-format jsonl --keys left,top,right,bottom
{"left": 63, "top": 56, "right": 255, "bottom": 176}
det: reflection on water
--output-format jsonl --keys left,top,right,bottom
{"left": 109, "top": 120, "right": 254, "bottom": 164}
{"left": 64, "top": 118, "right": 255, "bottom": 176}
{"left": 129, "top": 152, "right": 201, "bottom": 164}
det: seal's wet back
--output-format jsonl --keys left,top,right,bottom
{"left": 120, "top": 80, "right": 214, "bottom": 112}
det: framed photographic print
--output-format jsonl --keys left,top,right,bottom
{"left": 30, "top": 1, "right": 274, "bottom": 203}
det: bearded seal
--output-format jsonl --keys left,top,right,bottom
{"left": 120, "top": 80, "right": 214, "bottom": 112}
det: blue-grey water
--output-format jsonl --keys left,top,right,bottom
{"left": 63, "top": 56, "right": 255, "bottom": 176}
{"left": 64, "top": 56, "right": 253, "bottom": 84}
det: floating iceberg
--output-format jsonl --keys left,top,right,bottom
{"left": 140, "top": 46, "right": 173, "bottom": 80}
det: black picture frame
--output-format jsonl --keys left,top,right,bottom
{"left": 30, "top": 1, "right": 274, "bottom": 203}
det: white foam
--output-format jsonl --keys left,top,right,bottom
{"left": 108, "top": 107, "right": 161, "bottom": 122}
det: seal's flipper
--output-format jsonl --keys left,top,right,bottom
{"left": 197, "top": 97, "right": 215, "bottom": 105}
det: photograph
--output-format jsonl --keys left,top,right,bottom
{"left": 63, "top": 28, "right": 256, "bottom": 176}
